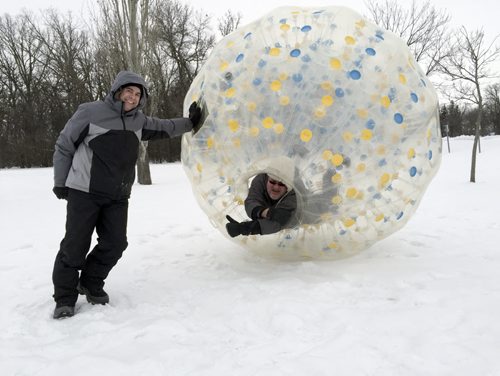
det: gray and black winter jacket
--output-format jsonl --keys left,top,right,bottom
{"left": 244, "top": 173, "right": 299, "bottom": 235}
{"left": 53, "top": 71, "right": 193, "bottom": 200}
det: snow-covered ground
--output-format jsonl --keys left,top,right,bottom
{"left": 1, "top": 136, "right": 499, "bottom": 376}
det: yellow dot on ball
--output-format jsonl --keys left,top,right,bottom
{"left": 357, "top": 109, "right": 368, "bottom": 118}
{"left": 225, "top": 87, "right": 236, "bottom": 98}
{"left": 345, "top": 35, "right": 356, "bottom": 45}
{"left": 343, "top": 131, "right": 353, "bottom": 142}
{"left": 346, "top": 187, "right": 358, "bottom": 199}
{"left": 196, "top": 163, "right": 202, "bottom": 173}
{"left": 280, "top": 24, "right": 290, "bottom": 31}
{"left": 300, "top": 128, "right": 313, "bottom": 142}
{"left": 322, "top": 150, "right": 333, "bottom": 160}
{"left": 247, "top": 102, "right": 257, "bottom": 111}
{"left": 270, "top": 80, "right": 282, "bottom": 91}
{"left": 207, "top": 137, "right": 214, "bottom": 149}
{"left": 355, "top": 19, "right": 366, "bottom": 28}
{"left": 375, "top": 214, "right": 385, "bottom": 222}
{"left": 322, "top": 95, "right": 334, "bottom": 106}
{"left": 332, "top": 173, "right": 342, "bottom": 184}
{"left": 249, "top": 127, "right": 260, "bottom": 137}
{"left": 360, "top": 129, "right": 373, "bottom": 141}
{"left": 279, "top": 73, "right": 288, "bottom": 81}
{"left": 343, "top": 218, "right": 356, "bottom": 227}
{"left": 269, "top": 47, "right": 281, "bottom": 56}
{"left": 274, "top": 123, "right": 284, "bottom": 134}
{"left": 321, "top": 81, "right": 333, "bottom": 91}
{"left": 379, "top": 173, "right": 391, "bottom": 187}
{"left": 381, "top": 96, "right": 391, "bottom": 108}
{"left": 330, "top": 58, "right": 342, "bottom": 70}
{"left": 328, "top": 242, "right": 339, "bottom": 249}
{"left": 331, "top": 195, "right": 342, "bottom": 205}
{"left": 356, "top": 163, "right": 366, "bottom": 172}
{"left": 262, "top": 117, "right": 274, "bottom": 129}
{"left": 399, "top": 73, "right": 407, "bottom": 84}
{"left": 219, "top": 61, "right": 228, "bottom": 71}
{"left": 228, "top": 119, "right": 239, "bottom": 132}
{"left": 279, "top": 96, "right": 290, "bottom": 106}
{"left": 331, "top": 153, "right": 344, "bottom": 166}
{"left": 407, "top": 148, "right": 416, "bottom": 159}
{"left": 314, "top": 107, "right": 326, "bottom": 118}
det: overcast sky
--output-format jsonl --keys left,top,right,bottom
{"left": 2, "top": 0, "right": 499, "bottom": 39}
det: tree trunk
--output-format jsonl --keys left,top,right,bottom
{"left": 469, "top": 110, "right": 482, "bottom": 183}
{"left": 127, "top": 0, "right": 152, "bottom": 185}
{"left": 137, "top": 141, "right": 152, "bottom": 184}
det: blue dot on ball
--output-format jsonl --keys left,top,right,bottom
{"left": 365, "top": 48, "right": 376, "bottom": 56}
{"left": 349, "top": 70, "right": 361, "bottom": 80}
{"left": 394, "top": 113, "right": 404, "bottom": 124}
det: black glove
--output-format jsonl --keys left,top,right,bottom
{"left": 268, "top": 208, "right": 293, "bottom": 226}
{"left": 189, "top": 101, "right": 202, "bottom": 130}
{"left": 225, "top": 215, "right": 261, "bottom": 237}
{"left": 53, "top": 186, "right": 69, "bottom": 200}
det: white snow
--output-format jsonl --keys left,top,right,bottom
{"left": 1, "top": 136, "right": 499, "bottom": 376}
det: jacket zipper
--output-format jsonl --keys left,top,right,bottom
{"left": 120, "top": 102, "right": 126, "bottom": 130}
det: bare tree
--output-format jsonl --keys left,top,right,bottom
{"left": 33, "top": 11, "right": 95, "bottom": 110}
{"left": 365, "top": 0, "right": 452, "bottom": 76}
{"left": 217, "top": 10, "right": 241, "bottom": 37}
{"left": 154, "top": 1, "right": 215, "bottom": 89}
{"left": 0, "top": 12, "right": 52, "bottom": 166}
{"left": 438, "top": 27, "right": 500, "bottom": 182}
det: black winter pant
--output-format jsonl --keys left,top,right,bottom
{"left": 52, "top": 189, "right": 129, "bottom": 305}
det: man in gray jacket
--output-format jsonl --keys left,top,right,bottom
{"left": 225, "top": 173, "right": 298, "bottom": 237}
{"left": 51, "top": 70, "right": 201, "bottom": 319}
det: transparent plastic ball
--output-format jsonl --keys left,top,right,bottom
{"left": 181, "top": 6, "right": 441, "bottom": 260}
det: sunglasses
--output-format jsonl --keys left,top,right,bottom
{"left": 267, "top": 179, "right": 286, "bottom": 187}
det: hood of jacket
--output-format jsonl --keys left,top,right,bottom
{"left": 106, "top": 70, "right": 149, "bottom": 113}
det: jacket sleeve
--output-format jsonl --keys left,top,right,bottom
{"left": 141, "top": 116, "right": 193, "bottom": 140}
{"left": 256, "top": 218, "right": 283, "bottom": 235}
{"left": 244, "top": 174, "right": 268, "bottom": 219}
{"left": 53, "top": 105, "right": 90, "bottom": 187}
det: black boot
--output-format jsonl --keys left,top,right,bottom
{"left": 77, "top": 282, "right": 109, "bottom": 305}
{"left": 53, "top": 304, "right": 75, "bottom": 319}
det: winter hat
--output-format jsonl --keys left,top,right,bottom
{"left": 255, "top": 156, "right": 295, "bottom": 191}
{"left": 267, "top": 174, "right": 288, "bottom": 189}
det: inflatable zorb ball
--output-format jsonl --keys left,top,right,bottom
{"left": 181, "top": 6, "right": 441, "bottom": 260}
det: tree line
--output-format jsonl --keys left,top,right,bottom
{"left": 1, "top": 0, "right": 499, "bottom": 182}
{"left": 440, "top": 96, "right": 500, "bottom": 138}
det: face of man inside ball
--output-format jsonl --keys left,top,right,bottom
{"left": 266, "top": 176, "right": 287, "bottom": 200}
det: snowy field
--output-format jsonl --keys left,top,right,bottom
{"left": 1, "top": 136, "right": 499, "bottom": 376}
